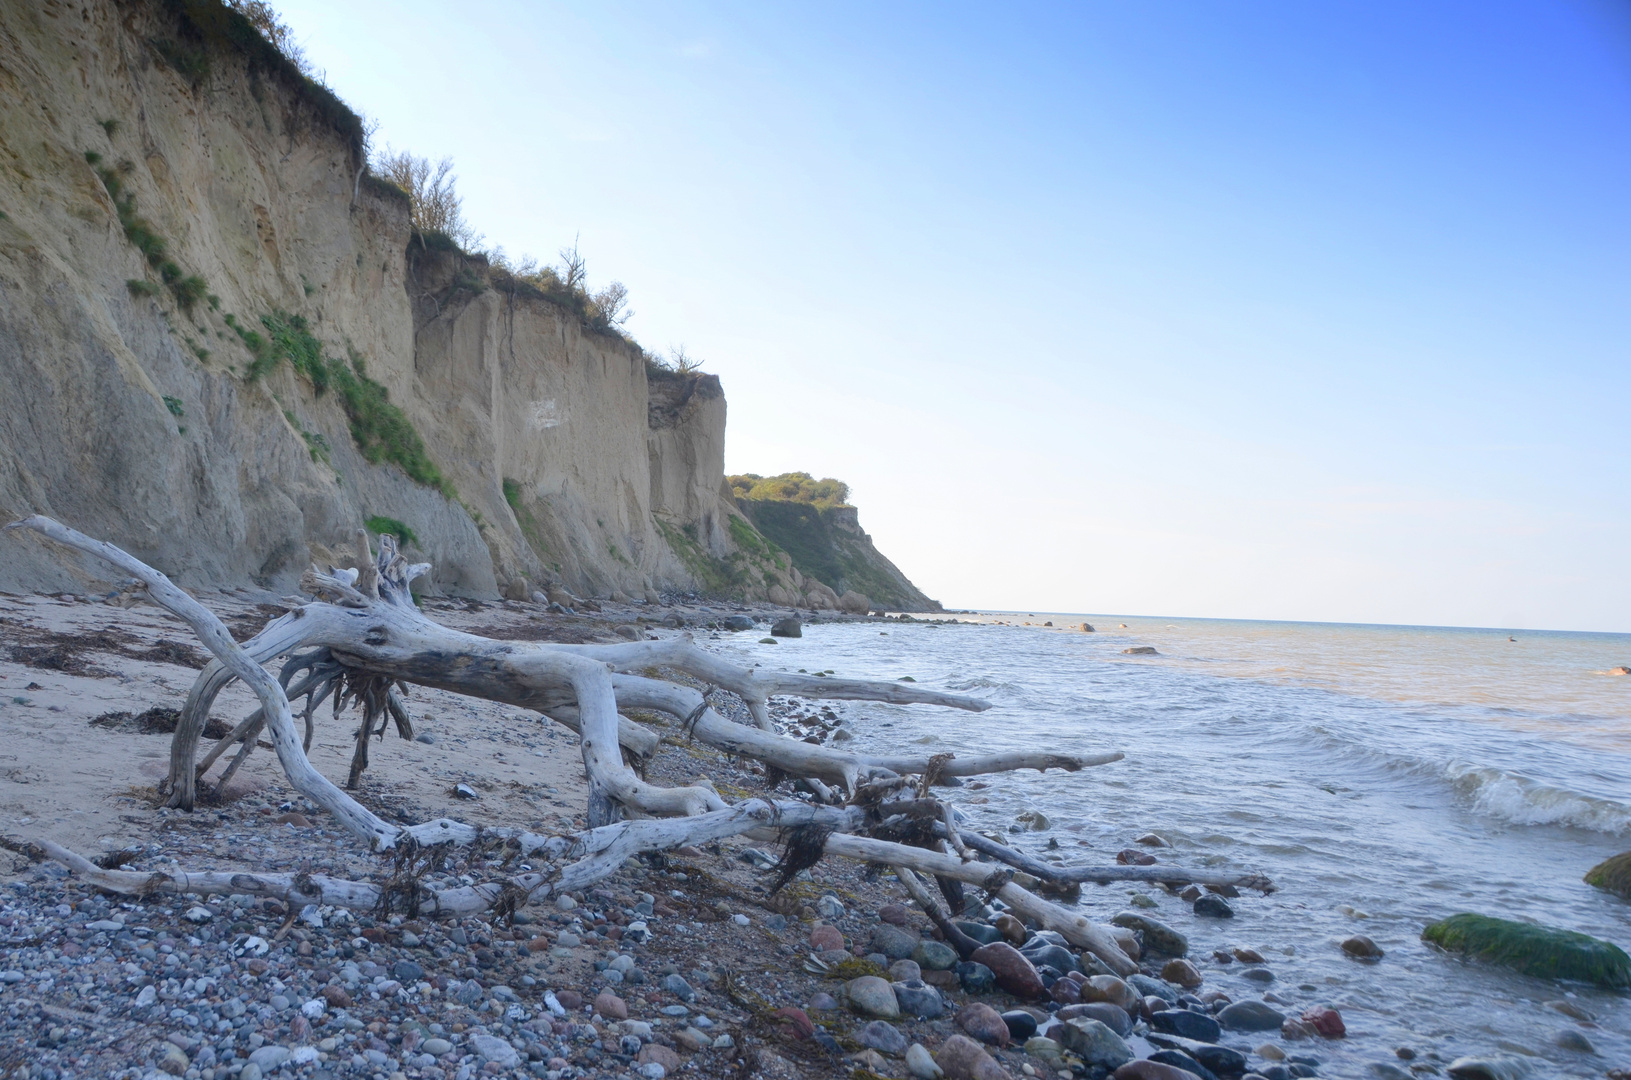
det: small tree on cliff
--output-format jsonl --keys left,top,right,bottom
{"left": 372, "top": 148, "right": 483, "bottom": 251}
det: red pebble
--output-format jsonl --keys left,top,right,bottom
{"left": 773, "top": 1007, "right": 815, "bottom": 1039}
{"left": 1302, "top": 1005, "right": 1346, "bottom": 1038}
{"left": 1115, "top": 849, "right": 1157, "bottom": 866}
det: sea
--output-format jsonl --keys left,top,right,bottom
{"left": 715, "top": 613, "right": 1631, "bottom": 1076}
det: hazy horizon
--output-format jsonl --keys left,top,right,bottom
{"left": 277, "top": 0, "right": 1631, "bottom": 633}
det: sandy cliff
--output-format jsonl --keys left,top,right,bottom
{"left": 0, "top": 0, "right": 851, "bottom": 604}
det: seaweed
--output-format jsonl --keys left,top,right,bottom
{"left": 1421, "top": 913, "right": 1631, "bottom": 989}
{"left": 1585, "top": 851, "right": 1631, "bottom": 901}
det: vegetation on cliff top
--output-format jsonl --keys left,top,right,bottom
{"left": 153, "top": 0, "right": 364, "bottom": 151}
{"left": 728, "top": 472, "right": 851, "bottom": 509}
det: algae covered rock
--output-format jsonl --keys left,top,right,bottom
{"left": 1421, "top": 913, "right": 1631, "bottom": 989}
{"left": 1584, "top": 850, "right": 1631, "bottom": 900}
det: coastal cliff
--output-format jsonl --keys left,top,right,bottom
{"left": 0, "top": 0, "right": 898, "bottom": 608}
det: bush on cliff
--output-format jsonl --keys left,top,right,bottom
{"left": 728, "top": 472, "right": 850, "bottom": 509}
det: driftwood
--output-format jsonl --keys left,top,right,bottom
{"left": 4, "top": 516, "right": 1271, "bottom": 977}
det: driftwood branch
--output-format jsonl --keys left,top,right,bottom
{"left": 4, "top": 515, "right": 1205, "bottom": 969}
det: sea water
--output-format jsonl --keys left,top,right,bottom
{"left": 715, "top": 614, "right": 1631, "bottom": 1075}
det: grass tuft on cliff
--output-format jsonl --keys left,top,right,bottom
{"left": 1421, "top": 913, "right": 1631, "bottom": 989}
{"left": 365, "top": 516, "right": 417, "bottom": 549}
{"left": 236, "top": 311, "right": 453, "bottom": 498}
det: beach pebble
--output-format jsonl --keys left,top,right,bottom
{"left": 956, "top": 961, "right": 996, "bottom": 994}
{"left": 957, "top": 1002, "right": 1011, "bottom": 1046}
{"left": 1161, "top": 958, "right": 1203, "bottom": 988}
{"left": 1555, "top": 1029, "right": 1595, "bottom": 1053}
{"left": 1220, "top": 999, "right": 1287, "bottom": 1031}
{"left": 1194, "top": 894, "right": 1234, "bottom": 918}
{"left": 1243, "top": 966, "right": 1276, "bottom": 983}
{"left": 1130, "top": 893, "right": 1159, "bottom": 909}
{"left": 894, "top": 978, "right": 946, "bottom": 1017}
{"left": 1113, "top": 1062, "right": 1205, "bottom": 1080}
{"left": 1058, "top": 1001, "right": 1133, "bottom": 1037}
{"left": 1117, "top": 848, "right": 1158, "bottom": 865}
{"left": 1233, "top": 947, "right": 1266, "bottom": 963}
{"left": 858, "top": 1019, "right": 909, "bottom": 1055}
{"left": 934, "top": 1033, "right": 1013, "bottom": 1080}
{"left": 638, "top": 1044, "right": 682, "bottom": 1073}
{"left": 872, "top": 924, "right": 920, "bottom": 959}
{"left": 1150, "top": 1007, "right": 1222, "bottom": 1043}
{"left": 1000, "top": 1009, "right": 1039, "bottom": 1041}
{"left": 995, "top": 913, "right": 1028, "bottom": 944}
{"left": 877, "top": 953, "right": 916, "bottom": 979}
{"left": 907, "top": 1042, "right": 945, "bottom": 1079}
{"left": 970, "top": 942, "right": 1046, "bottom": 999}
{"left": 914, "top": 939, "right": 960, "bottom": 970}
{"left": 847, "top": 975, "right": 901, "bottom": 1018}
{"left": 1054, "top": 1017, "right": 1134, "bottom": 1069}
{"left": 1342, "top": 934, "right": 1384, "bottom": 959}
{"left": 808, "top": 991, "right": 841, "bottom": 1011}
{"left": 1445, "top": 1056, "right": 1534, "bottom": 1080}
{"left": 810, "top": 924, "right": 845, "bottom": 951}
{"left": 1112, "top": 912, "right": 1188, "bottom": 956}
{"left": 1303, "top": 1005, "right": 1346, "bottom": 1038}
{"left": 879, "top": 904, "right": 911, "bottom": 925}
{"left": 1136, "top": 833, "right": 1170, "bottom": 847}
{"left": 816, "top": 894, "right": 846, "bottom": 920}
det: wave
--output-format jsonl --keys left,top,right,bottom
{"left": 1443, "top": 761, "right": 1631, "bottom": 834}
{"left": 1287, "top": 722, "right": 1631, "bottom": 835}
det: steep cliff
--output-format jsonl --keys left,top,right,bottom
{"left": 0, "top": 0, "right": 851, "bottom": 605}
{"left": 728, "top": 474, "right": 940, "bottom": 612}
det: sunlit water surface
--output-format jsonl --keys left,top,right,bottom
{"left": 712, "top": 614, "right": 1631, "bottom": 1076}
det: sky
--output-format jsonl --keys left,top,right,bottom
{"left": 275, "top": 0, "right": 1631, "bottom": 631}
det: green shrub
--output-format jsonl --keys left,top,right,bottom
{"left": 162, "top": 396, "right": 185, "bottom": 417}
{"left": 502, "top": 477, "right": 523, "bottom": 512}
{"left": 126, "top": 279, "right": 159, "bottom": 298}
{"left": 365, "top": 515, "right": 417, "bottom": 548}
{"left": 1422, "top": 913, "right": 1631, "bottom": 989}
{"left": 100, "top": 119, "right": 119, "bottom": 137}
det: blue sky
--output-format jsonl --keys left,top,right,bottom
{"left": 277, "top": 0, "right": 1631, "bottom": 630}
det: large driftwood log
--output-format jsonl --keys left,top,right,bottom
{"left": 5, "top": 516, "right": 1270, "bottom": 979}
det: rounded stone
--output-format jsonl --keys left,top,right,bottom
{"left": 594, "top": 992, "right": 628, "bottom": 1020}
{"left": 1342, "top": 935, "right": 1384, "bottom": 960}
{"left": 847, "top": 975, "right": 901, "bottom": 1018}
{"left": 810, "top": 924, "right": 845, "bottom": 951}
{"left": 1057, "top": 1002, "right": 1133, "bottom": 1038}
{"left": 1218, "top": 999, "right": 1286, "bottom": 1031}
{"left": 1000, "top": 1009, "right": 1039, "bottom": 1041}
{"left": 889, "top": 959, "right": 923, "bottom": 983}
{"left": 956, "top": 1002, "right": 1011, "bottom": 1047}
{"left": 857, "top": 1020, "right": 908, "bottom": 1056}
{"left": 1149, "top": 1007, "right": 1222, "bottom": 1043}
{"left": 871, "top": 925, "right": 920, "bottom": 960}
{"left": 955, "top": 961, "right": 996, "bottom": 994}
{"left": 969, "top": 942, "right": 1046, "bottom": 999}
{"left": 1194, "top": 894, "right": 1235, "bottom": 918}
{"left": 1160, "top": 958, "right": 1203, "bottom": 989}
{"left": 913, "top": 939, "right": 961, "bottom": 971}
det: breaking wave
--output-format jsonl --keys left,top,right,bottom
{"left": 1444, "top": 761, "right": 1631, "bottom": 834}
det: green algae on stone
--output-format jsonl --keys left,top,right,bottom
{"left": 1584, "top": 851, "right": 1631, "bottom": 901}
{"left": 1421, "top": 913, "right": 1631, "bottom": 989}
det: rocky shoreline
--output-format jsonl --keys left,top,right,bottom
{"left": 0, "top": 591, "right": 1600, "bottom": 1080}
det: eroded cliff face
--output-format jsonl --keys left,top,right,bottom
{"left": 0, "top": 0, "right": 805, "bottom": 603}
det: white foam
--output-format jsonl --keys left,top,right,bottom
{"left": 1444, "top": 761, "right": 1631, "bottom": 834}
